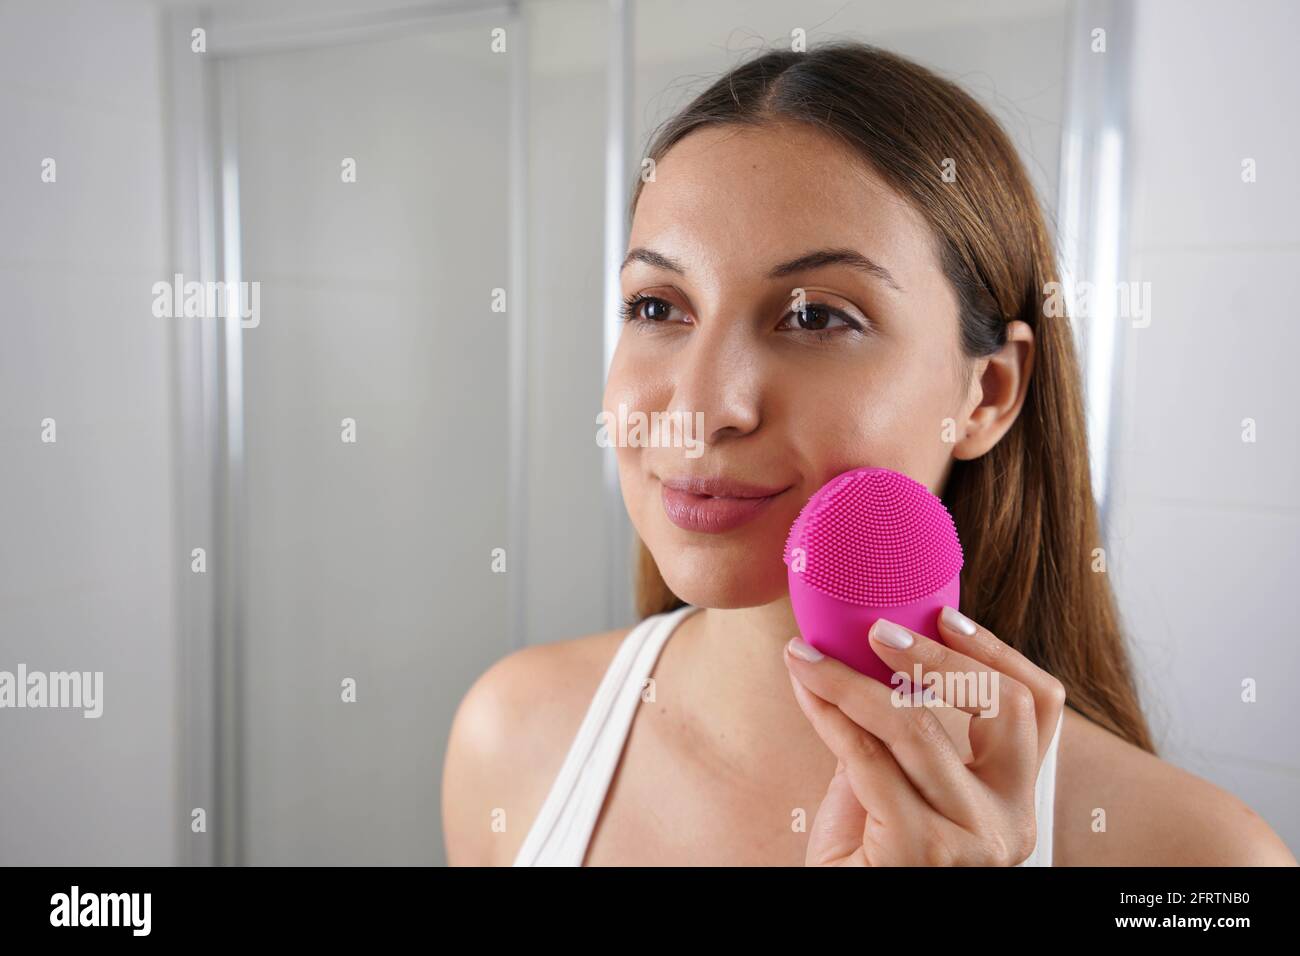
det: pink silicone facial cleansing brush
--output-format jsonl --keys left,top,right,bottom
{"left": 783, "top": 466, "right": 964, "bottom": 686}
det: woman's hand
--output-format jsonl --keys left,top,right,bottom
{"left": 783, "top": 605, "right": 1066, "bottom": 866}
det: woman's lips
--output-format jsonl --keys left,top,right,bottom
{"left": 659, "top": 478, "right": 791, "bottom": 533}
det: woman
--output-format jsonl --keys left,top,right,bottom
{"left": 442, "top": 41, "right": 1295, "bottom": 866}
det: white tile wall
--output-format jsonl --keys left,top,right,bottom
{"left": 0, "top": 0, "right": 177, "bottom": 865}
{"left": 1114, "top": 0, "right": 1300, "bottom": 854}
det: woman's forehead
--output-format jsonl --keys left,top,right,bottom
{"left": 629, "top": 124, "right": 941, "bottom": 291}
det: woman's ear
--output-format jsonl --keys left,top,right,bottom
{"left": 953, "top": 320, "right": 1035, "bottom": 461}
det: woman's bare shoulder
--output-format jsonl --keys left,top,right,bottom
{"left": 440, "top": 625, "right": 633, "bottom": 866}
{"left": 1053, "top": 706, "right": 1296, "bottom": 866}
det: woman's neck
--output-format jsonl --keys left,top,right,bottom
{"left": 666, "top": 599, "right": 835, "bottom": 775}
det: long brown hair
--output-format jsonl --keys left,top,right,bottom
{"left": 624, "top": 41, "right": 1154, "bottom": 754}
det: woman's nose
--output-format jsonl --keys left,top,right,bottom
{"left": 664, "top": 323, "right": 763, "bottom": 446}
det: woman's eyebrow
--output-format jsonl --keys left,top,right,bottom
{"left": 620, "top": 247, "right": 685, "bottom": 275}
{"left": 620, "top": 246, "right": 902, "bottom": 292}
{"left": 767, "top": 248, "right": 903, "bottom": 292}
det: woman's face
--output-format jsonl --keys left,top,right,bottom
{"left": 606, "top": 120, "right": 974, "bottom": 609}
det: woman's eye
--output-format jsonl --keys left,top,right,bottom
{"left": 620, "top": 295, "right": 678, "bottom": 324}
{"left": 779, "top": 304, "right": 862, "bottom": 333}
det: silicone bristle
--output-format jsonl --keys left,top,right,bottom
{"left": 783, "top": 467, "right": 964, "bottom": 607}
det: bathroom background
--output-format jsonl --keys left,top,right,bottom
{"left": 1, "top": 0, "right": 1296, "bottom": 864}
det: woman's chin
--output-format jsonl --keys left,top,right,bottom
{"left": 657, "top": 558, "right": 789, "bottom": 609}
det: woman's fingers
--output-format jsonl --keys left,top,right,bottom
{"left": 932, "top": 606, "right": 1067, "bottom": 770}
{"left": 864, "top": 608, "right": 1065, "bottom": 797}
{"left": 865, "top": 615, "right": 1036, "bottom": 795}
{"left": 784, "top": 637, "right": 985, "bottom": 826}
{"left": 784, "top": 608, "right": 1067, "bottom": 866}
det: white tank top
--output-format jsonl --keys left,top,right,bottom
{"left": 512, "top": 603, "right": 1063, "bottom": 866}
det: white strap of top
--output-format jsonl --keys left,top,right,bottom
{"left": 512, "top": 605, "right": 697, "bottom": 866}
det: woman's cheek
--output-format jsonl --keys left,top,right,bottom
{"left": 791, "top": 378, "right": 943, "bottom": 491}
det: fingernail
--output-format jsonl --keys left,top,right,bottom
{"left": 787, "top": 636, "right": 824, "bottom": 662}
{"left": 941, "top": 605, "right": 977, "bottom": 636}
{"left": 871, "top": 618, "right": 913, "bottom": 649}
